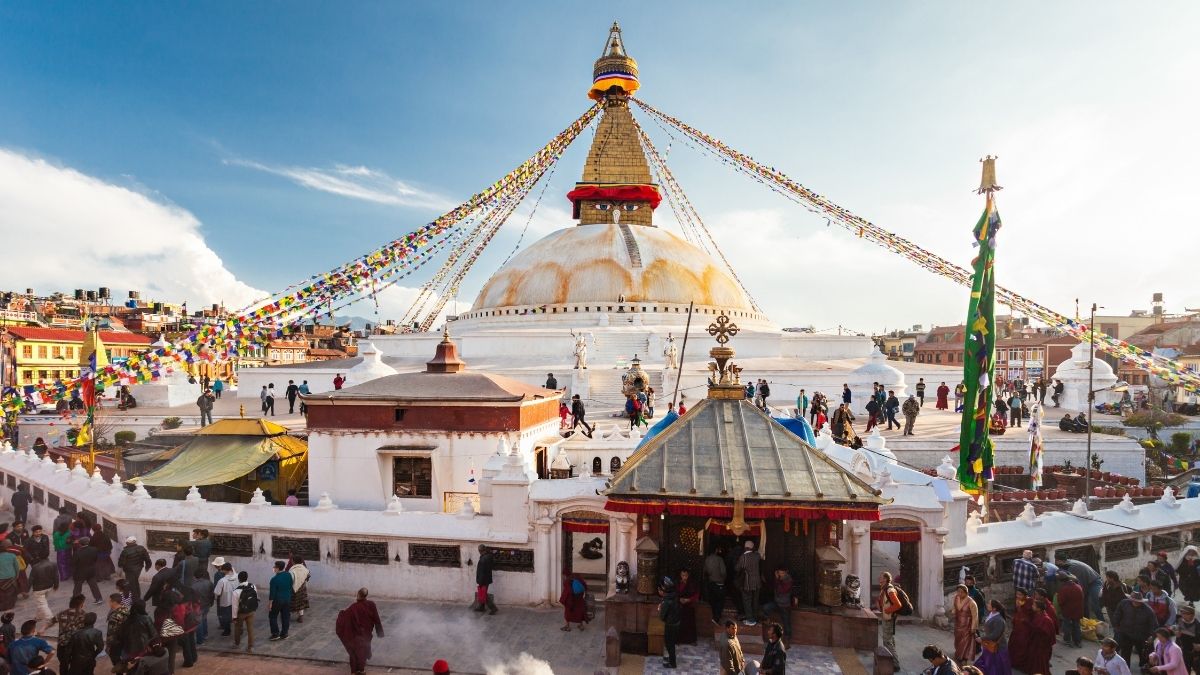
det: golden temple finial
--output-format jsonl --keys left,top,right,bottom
{"left": 706, "top": 314, "right": 744, "bottom": 398}
{"left": 706, "top": 314, "right": 739, "bottom": 345}
{"left": 977, "top": 155, "right": 1002, "bottom": 195}
{"left": 589, "top": 22, "right": 640, "bottom": 101}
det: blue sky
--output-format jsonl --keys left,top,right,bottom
{"left": 2, "top": 2, "right": 1198, "bottom": 331}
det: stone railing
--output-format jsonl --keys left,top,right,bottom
{"left": 0, "top": 443, "right": 542, "bottom": 604}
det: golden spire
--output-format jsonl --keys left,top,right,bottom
{"left": 588, "top": 22, "right": 640, "bottom": 101}
{"left": 566, "top": 23, "right": 661, "bottom": 227}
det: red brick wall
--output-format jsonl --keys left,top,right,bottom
{"left": 307, "top": 398, "right": 558, "bottom": 433}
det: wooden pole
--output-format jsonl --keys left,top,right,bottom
{"left": 671, "top": 302, "right": 695, "bottom": 408}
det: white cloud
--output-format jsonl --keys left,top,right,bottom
{"left": 225, "top": 157, "right": 452, "bottom": 211}
{"left": 0, "top": 148, "right": 264, "bottom": 308}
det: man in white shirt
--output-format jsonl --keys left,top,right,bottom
{"left": 213, "top": 563, "right": 238, "bottom": 637}
{"left": 1095, "top": 637, "right": 1134, "bottom": 675}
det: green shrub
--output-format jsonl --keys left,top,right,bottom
{"left": 1171, "top": 432, "right": 1193, "bottom": 454}
{"left": 1124, "top": 410, "right": 1188, "bottom": 430}
{"left": 162, "top": 416, "right": 182, "bottom": 430}
{"left": 1093, "top": 426, "right": 1126, "bottom": 437}
{"left": 114, "top": 430, "right": 136, "bottom": 445}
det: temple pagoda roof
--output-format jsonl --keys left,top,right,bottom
{"left": 603, "top": 396, "right": 886, "bottom": 520}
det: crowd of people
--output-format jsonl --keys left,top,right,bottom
{"left": 919, "top": 546, "right": 1200, "bottom": 675}
{"left": 0, "top": 484, "right": 413, "bottom": 675}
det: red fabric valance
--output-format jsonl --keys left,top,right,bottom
{"left": 603, "top": 498, "right": 880, "bottom": 522}
{"left": 871, "top": 528, "right": 922, "bottom": 543}
{"left": 566, "top": 184, "right": 662, "bottom": 216}
{"left": 562, "top": 520, "right": 610, "bottom": 534}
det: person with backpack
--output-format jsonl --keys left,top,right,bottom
{"left": 231, "top": 571, "right": 257, "bottom": 653}
{"left": 877, "top": 572, "right": 908, "bottom": 669}
{"left": 337, "top": 588, "right": 384, "bottom": 675}
{"left": 559, "top": 572, "right": 587, "bottom": 631}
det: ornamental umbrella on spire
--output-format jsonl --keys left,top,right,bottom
{"left": 957, "top": 156, "right": 1002, "bottom": 494}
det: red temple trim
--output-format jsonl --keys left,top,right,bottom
{"left": 870, "top": 528, "right": 922, "bottom": 543}
{"left": 562, "top": 520, "right": 611, "bottom": 534}
{"left": 566, "top": 184, "right": 662, "bottom": 217}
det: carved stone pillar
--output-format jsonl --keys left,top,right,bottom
{"left": 535, "top": 511, "right": 554, "bottom": 604}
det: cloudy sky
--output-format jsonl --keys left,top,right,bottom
{"left": 1, "top": 3, "right": 1197, "bottom": 331}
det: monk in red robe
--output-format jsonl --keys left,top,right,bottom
{"left": 559, "top": 573, "right": 588, "bottom": 631}
{"left": 1008, "top": 589, "right": 1034, "bottom": 673}
{"left": 1025, "top": 598, "right": 1058, "bottom": 675}
{"left": 336, "top": 588, "right": 384, "bottom": 675}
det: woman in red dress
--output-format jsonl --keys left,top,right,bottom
{"left": 1025, "top": 598, "right": 1058, "bottom": 675}
{"left": 559, "top": 573, "right": 588, "bottom": 631}
{"left": 676, "top": 569, "right": 701, "bottom": 644}
{"left": 1008, "top": 589, "right": 1034, "bottom": 673}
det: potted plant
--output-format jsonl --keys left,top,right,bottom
{"left": 1050, "top": 459, "right": 1085, "bottom": 498}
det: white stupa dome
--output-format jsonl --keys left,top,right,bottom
{"left": 470, "top": 223, "right": 755, "bottom": 313}
{"left": 345, "top": 340, "right": 397, "bottom": 385}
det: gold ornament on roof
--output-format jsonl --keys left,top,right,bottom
{"left": 707, "top": 314, "right": 739, "bottom": 344}
{"left": 706, "top": 314, "right": 744, "bottom": 398}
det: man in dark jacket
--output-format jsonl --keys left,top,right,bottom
{"left": 884, "top": 391, "right": 901, "bottom": 430}
{"left": 285, "top": 380, "right": 300, "bottom": 414}
{"left": 117, "top": 536, "right": 152, "bottom": 600}
{"left": 474, "top": 545, "right": 497, "bottom": 615}
{"left": 26, "top": 525, "right": 50, "bottom": 564}
{"left": 10, "top": 485, "right": 30, "bottom": 525}
{"left": 569, "top": 395, "right": 593, "bottom": 438}
{"left": 65, "top": 611, "right": 104, "bottom": 674}
{"left": 71, "top": 537, "right": 103, "bottom": 603}
{"left": 760, "top": 622, "right": 787, "bottom": 674}
{"left": 658, "top": 578, "right": 681, "bottom": 670}
{"left": 1112, "top": 592, "right": 1158, "bottom": 668}
{"left": 29, "top": 557, "right": 58, "bottom": 633}
{"left": 143, "top": 559, "right": 178, "bottom": 607}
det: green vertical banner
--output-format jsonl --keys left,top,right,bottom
{"left": 957, "top": 195, "right": 1000, "bottom": 493}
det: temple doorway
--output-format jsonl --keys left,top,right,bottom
{"left": 870, "top": 518, "right": 921, "bottom": 613}
{"left": 561, "top": 510, "right": 610, "bottom": 596}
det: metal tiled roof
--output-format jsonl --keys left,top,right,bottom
{"left": 605, "top": 397, "right": 884, "bottom": 505}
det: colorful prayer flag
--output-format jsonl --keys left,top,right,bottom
{"left": 957, "top": 195, "right": 1001, "bottom": 493}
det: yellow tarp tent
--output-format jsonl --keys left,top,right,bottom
{"left": 137, "top": 418, "right": 306, "bottom": 488}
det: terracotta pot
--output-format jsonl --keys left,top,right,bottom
{"left": 1057, "top": 489, "right": 1068, "bottom": 499}
{"left": 1093, "top": 487, "right": 1105, "bottom": 497}
{"left": 1154, "top": 486, "right": 1165, "bottom": 496}
{"left": 1104, "top": 486, "right": 1116, "bottom": 498}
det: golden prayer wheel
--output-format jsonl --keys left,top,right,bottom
{"left": 816, "top": 545, "right": 847, "bottom": 607}
{"left": 635, "top": 536, "right": 660, "bottom": 596}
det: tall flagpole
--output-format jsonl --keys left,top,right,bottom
{"left": 958, "top": 156, "right": 1003, "bottom": 520}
